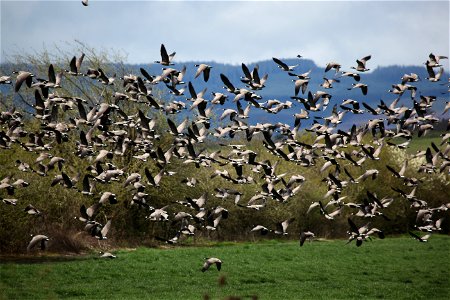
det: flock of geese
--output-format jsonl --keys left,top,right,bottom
{"left": 0, "top": 44, "right": 449, "bottom": 271}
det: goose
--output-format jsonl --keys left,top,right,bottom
{"left": 348, "top": 83, "right": 368, "bottom": 95}
{"left": 320, "top": 77, "right": 340, "bottom": 89}
{"left": 14, "top": 71, "right": 34, "bottom": 92}
{"left": 24, "top": 204, "right": 41, "bottom": 216}
{"left": 27, "top": 234, "right": 49, "bottom": 251}
{"left": 147, "top": 206, "right": 169, "bottom": 221}
{"left": 340, "top": 71, "right": 360, "bottom": 82}
{"left": 194, "top": 64, "right": 212, "bottom": 82}
{"left": 293, "top": 79, "right": 309, "bottom": 96}
{"left": 293, "top": 109, "right": 309, "bottom": 127}
{"left": 99, "top": 252, "right": 117, "bottom": 259}
{"left": 99, "top": 192, "right": 117, "bottom": 204}
{"left": 274, "top": 218, "right": 295, "bottom": 235}
{"left": 1, "top": 198, "right": 18, "bottom": 205}
{"left": 409, "top": 231, "right": 431, "bottom": 242}
{"left": 386, "top": 160, "right": 407, "bottom": 178}
{"left": 356, "top": 169, "right": 379, "bottom": 182}
{"left": 351, "top": 55, "right": 371, "bottom": 72}
{"left": 155, "top": 44, "right": 175, "bottom": 66}
{"left": 16, "top": 160, "right": 33, "bottom": 172}
{"left": 250, "top": 225, "right": 271, "bottom": 235}
{"left": 202, "top": 257, "right": 222, "bottom": 272}
{"left": 211, "top": 92, "right": 228, "bottom": 105}
{"left": 425, "top": 63, "right": 443, "bottom": 82}
{"left": 426, "top": 53, "right": 447, "bottom": 67}
{"left": 86, "top": 68, "right": 100, "bottom": 79}
{"left": 98, "top": 68, "right": 115, "bottom": 85}
{"left": 181, "top": 177, "right": 197, "bottom": 187}
{"left": 401, "top": 73, "right": 420, "bottom": 84}
{"left": 65, "top": 53, "right": 85, "bottom": 76}
{"left": 155, "top": 232, "right": 181, "bottom": 244}
{"left": 299, "top": 231, "right": 315, "bottom": 246}
{"left": 325, "top": 62, "right": 341, "bottom": 73}
{"left": 272, "top": 57, "right": 298, "bottom": 71}
{"left": 95, "top": 219, "right": 112, "bottom": 240}
{"left": 82, "top": 0, "right": 88, "bottom": 6}
{"left": 45, "top": 64, "right": 63, "bottom": 88}
{"left": 288, "top": 69, "right": 312, "bottom": 80}
{"left": 124, "top": 173, "right": 141, "bottom": 187}
{"left": 0, "top": 75, "right": 12, "bottom": 84}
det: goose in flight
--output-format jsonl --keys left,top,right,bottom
{"left": 65, "top": 53, "right": 85, "bottom": 76}
{"left": 409, "top": 231, "right": 431, "bottom": 242}
{"left": 202, "top": 257, "right": 222, "bottom": 272}
{"left": 194, "top": 64, "right": 212, "bottom": 82}
{"left": 325, "top": 62, "right": 341, "bottom": 73}
{"left": 300, "top": 231, "right": 315, "bottom": 246}
{"left": 348, "top": 83, "right": 368, "bottom": 95}
{"left": 14, "top": 71, "right": 34, "bottom": 93}
{"left": 426, "top": 53, "right": 447, "bottom": 67}
{"left": 250, "top": 225, "right": 271, "bottom": 235}
{"left": 425, "top": 63, "right": 444, "bottom": 82}
{"left": 0, "top": 75, "right": 12, "bottom": 84}
{"left": 272, "top": 57, "right": 298, "bottom": 71}
{"left": 27, "top": 234, "right": 49, "bottom": 251}
{"left": 155, "top": 44, "right": 176, "bottom": 66}
{"left": 274, "top": 218, "right": 295, "bottom": 235}
{"left": 351, "top": 55, "right": 371, "bottom": 72}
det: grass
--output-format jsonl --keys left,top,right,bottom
{"left": 1, "top": 236, "right": 449, "bottom": 300}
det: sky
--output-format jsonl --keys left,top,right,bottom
{"left": 1, "top": 0, "right": 449, "bottom": 68}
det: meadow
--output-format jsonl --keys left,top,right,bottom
{"left": 1, "top": 236, "right": 449, "bottom": 300}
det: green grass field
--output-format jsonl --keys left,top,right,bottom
{"left": 1, "top": 236, "right": 449, "bottom": 300}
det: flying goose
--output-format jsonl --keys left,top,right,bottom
{"left": 320, "top": 77, "right": 340, "bottom": 89}
{"left": 351, "top": 55, "right": 371, "bottom": 72}
{"left": 0, "top": 75, "right": 12, "bottom": 84}
{"left": 272, "top": 57, "right": 298, "bottom": 71}
{"left": 24, "top": 204, "right": 41, "bottom": 216}
{"left": 250, "top": 225, "right": 271, "bottom": 235}
{"left": 274, "top": 218, "right": 295, "bottom": 235}
{"left": 155, "top": 44, "right": 175, "bottom": 66}
{"left": 299, "top": 231, "right": 315, "bottom": 246}
{"left": 98, "top": 68, "right": 115, "bottom": 85}
{"left": 1, "top": 198, "right": 18, "bottom": 205}
{"left": 27, "top": 234, "right": 49, "bottom": 251}
{"left": 202, "top": 257, "right": 222, "bottom": 272}
{"left": 348, "top": 83, "right": 368, "bottom": 95}
{"left": 14, "top": 71, "right": 34, "bottom": 92}
{"left": 325, "top": 62, "right": 341, "bottom": 73}
{"left": 293, "top": 79, "right": 309, "bottom": 96}
{"left": 425, "top": 63, "right": 444, "bottom": 82}
{"left": 82, "top": 0, "right": 88, "bottom": 6}
{"left": 341, "top": 71, "right": 360, "bottom": 82}
{"left": 386, "top": 160, "right": 408, "bottom": 179}
{"left": 409, "top": 231, "right": 431, "bottom": 242}
{"left": 427, "top": 53, "right": 447, "bottom": 67}
{"left": 65, "top": 53, "right": 85, "bottom": 76}
{"left": 401, "top": 73, "right": 420, "bottom": 84}
{"left": 194, "top": 64, "right": 212, "bottom": 82}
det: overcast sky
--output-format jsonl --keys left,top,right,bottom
{"left": 1, "top": 0, "right": 449, "bottom": 68}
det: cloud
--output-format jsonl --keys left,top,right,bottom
{"left": 1, "top": 1, "right": 448, "bottom": 68}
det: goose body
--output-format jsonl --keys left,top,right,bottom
{"left": 202, "top": 257, "right": 222, "bottom": 272}
{"left": 27, "top": 234, "right": 49, "bottom": 251}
